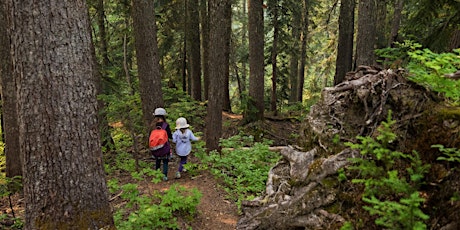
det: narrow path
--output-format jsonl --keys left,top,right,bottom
{"left": 145, "top": 156, "right": 239, "bottom": 230}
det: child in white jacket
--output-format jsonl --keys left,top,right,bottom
{"left": 172, "top": 117, "right": 198, "bottom": 179}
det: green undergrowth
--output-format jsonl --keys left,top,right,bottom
{"left": 342, "top": 112, "right": 431, "bottom": 229}
{"left": 105, "top": 151, "right": 202, "bottom": 229}
{"left": 196, "top": 134, "right": 282, "bottom": 211}
{"left": 377, "top": 41, "right": 460, "bottom": 105}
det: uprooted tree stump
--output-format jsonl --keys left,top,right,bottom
{"left": 237, "top": 66, "right": 460, "bottom": 230}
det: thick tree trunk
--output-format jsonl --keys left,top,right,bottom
{"left": 355, "top": 0, "right": 377, "bottom": 67}
{"left": 245, "top": 0, "right": 265, "bottom": 123}
{"left": 187, "top": 0, "right": 202, "bottom": 101}
{"left": 334, "top": 0, "right": 355, "bottom": 85}
{"left": 205, "top": 0, "right": 231, "bottom": 151}
{"left": 132, "top": 0, "right": 164, "bottom": 128}
{"left": 0, "top": 2, "right": 22, "bottom": 178}
{"left": 5, "top": 0, "right": 115, "bottom": 228}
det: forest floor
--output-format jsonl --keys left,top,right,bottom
{"left": 141, "top": 111, "right": 300, "bottom": 229}
{"left": 0, "top": 111, "right": 301, "bottom": 229}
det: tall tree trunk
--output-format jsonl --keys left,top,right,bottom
{"left": 389, "top": 0, "right": 403, "bottom": 47}
{"left": 132, "top": 0, "right": 164, "bottom": 129}
{"left": 223, "top": 70, "right": 231, "bottom": 112}
{"left": 375, "top": 0, "right": 388, "bottom": 49}
{"left": 245, "top": 0, "right": 265, "bottom": 123}
{"left": 297, "top": 0, "right": 308, "bottom": 102}
{"left": 96, "top": 0, "right": 110, "bottom": 68}
{"left": 222, "top": 4, "right": 232, "bottom": 112}
{"left": 187, "top": 0, "right": 202, "bottom": 101}
{"left": 205, "top": 0, "right": 231, "bottom": 151}
{"left": 200, "top": 0, "right": 210, "bottom": 100}
{"left": 355, "top": 0, "right": 377, "bottom": 67}
{"left": 92, "top": 0, "right": 115, "bottom": 151}
{"left": 241, "top": 0, "right": 248, "bottom": 98}
{"left": 270, "top": 2, "right": 279, "bottom": 113}
{"left": 0, "top": 2, "right": 22, "bottom": 178}
{"left": 289, "top": 4, "right": 301, "bottom": 103}
{"left": 449, "top": 28, "right": 460, "bottom": 51}
{"left": 182, "top": 37, "right": 187, "bottom": 92}
{"left": 334, "top": 0, "right": 355, "bottom": 85}
{"left": 4, "top": 0, "right": 115, "bottom": 228}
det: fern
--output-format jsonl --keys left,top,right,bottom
{"left": 433, "top": 144, "right": 460, "bottom": 163}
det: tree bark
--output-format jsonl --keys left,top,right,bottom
{"left": 297, "top": 0, "right": 308, "bottom": 102}
{"left": 389, "top": 0, "right": 403, "bottom": 47}
{"left": 200, "top": 0, "right": 210, "bottom": 100}
{"left": 375, "top": 0, "right": 388, "bottom": 49}
{"left": 0, "top": 2, "right": 22, "bottom": 178}
{"left": 270, "top": 2, "right": 279, "bottom": 113}
{"left": 289, "top": 4, "right": 301, "bottom": 103}
{"left": 240, "top": 0, "right": 248, "bottom": 98}
{"left": 223, "top": 5, "right": 232, "bottom": 113}
{"left": 90, "top": 0, "right": 116, "bottom": 151}
{"left": 4, "top": 0, "right": 115, "bottom": 228}
{"left": 187, "top": 0, "right": 202, "bottom": 101}
{"left": 95, "top": 0, "right": 110, "bottom": 68}
{"left": 132, "top": 0, "right": 164, "bottom": 128}
{"left": 334, "top": 0, "right": 355, "bottom": 85}
{"left": 245, "top": 0, "right": 265, "bottom": 123}
{"left": 355, "top": 0, "right": 377, "bottom": 67}
{"left": 205, "top": 0, "right": 231, "bottom": 151}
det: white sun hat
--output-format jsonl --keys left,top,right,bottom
{"left": 175, "top": 117, "right": 190, "bottom": 129}
{"left": 153, "top": 108, "right": 167, "bottom": 116}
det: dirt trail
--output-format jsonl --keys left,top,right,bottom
{"left": 144, "top": 156, "right": 239, "bottom": 230}
{"left": 1, "top": 112, "right": 299, "bottom": 229}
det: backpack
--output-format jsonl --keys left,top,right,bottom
{"left": 149, "top": 123, "right": 168, "bottom": 152}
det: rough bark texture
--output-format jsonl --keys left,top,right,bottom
{"left": 187, "top": 0, "right": 202, "bottom": 101}
{"left": 297, "top": 0, "right": 308, "bottom": 102}
{"left": 132, "top": 0, "right": 164, "bottom": 128}
{"left": 5, "top": 0, "right": 115, "bottom": 229}
{"left": 0, "top": 2, "right": 22, "bottom": 178}
{"left": 237, "top": 67, "right": 460, "bottom": 229}
{"left": 334, "top": 0, "right": 355, "bottom": 85}
{"left": 200, "top": 0, "right": 210, "bottom": 100}
{"left": 205, "top": 0, "right": 231, "bottom": 151}
{"left": 389, "top": 0, "right": 403, "bottom": 47}
{"left": 222, "top": 4, "right": 232, "bottom": 112}
{"left": 246, "top": 0, "right": 265, "bottom": 122}
{"left": 270, "top": 3, "right": 279, "bottom": 113}
{"left": 288, "top": 6, "right": 300, "bottom": 103}
{"left": 355, "top": 0, "right": 377, "bottom": 67}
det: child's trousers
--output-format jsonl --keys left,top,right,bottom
{"left": 178, "top": 156, "right": 187, "bottom": 172}
{"left": 155, "top": 157, "right": 169, "bottom": 176}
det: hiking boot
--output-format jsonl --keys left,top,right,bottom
{"left": 163, "top": 176, "right": 168, "bottom": 181}
{"left": 175, "top": 172, "right": 181, "bottom": 179}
